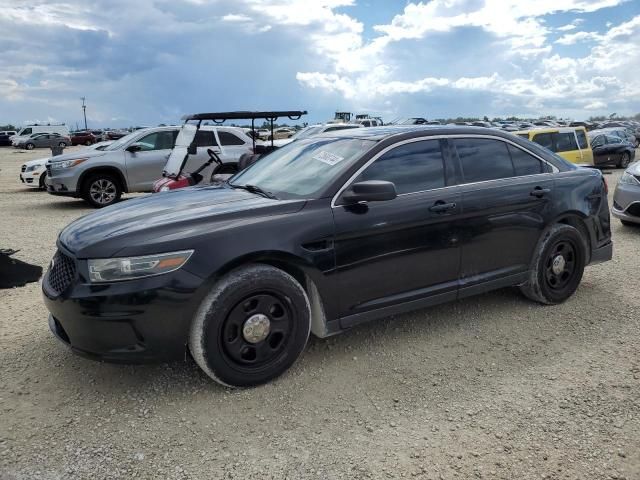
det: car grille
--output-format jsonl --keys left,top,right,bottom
{"left": 21, "top": 165, "right": 27, "bottom": 172}
{"left": 626, "top": 203, "right": 640, "bottom": 218}
{"left": 47, "top": 250, "right": 76, "bottom": 295}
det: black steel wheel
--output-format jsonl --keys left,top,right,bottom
{"left": 520, "top": 224, "right": 586, "bottom": 304}
{"left": 543, "top": 240, "right": 577, "bottom": 292}
{"left": 189, "top": 264, "right": 311, "bottom": 387}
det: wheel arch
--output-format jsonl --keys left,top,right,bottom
{"left": 214, "top": 251, "right": 331, "bottom": 339}
{"left": 551, "top": 212, "right": 592, "bottom": 263}
{"left": 78, "top": 166, "right": 128, "bottom": 193}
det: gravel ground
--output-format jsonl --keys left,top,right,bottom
{"left": 1, "top": 146, "right": 639, "bottom": 480}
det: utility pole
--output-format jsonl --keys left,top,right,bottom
{"left": 81, "top": 97, "right": 87, "bottom": 130}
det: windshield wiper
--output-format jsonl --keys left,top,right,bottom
{"left": 228, "top": 183, "right": 277, "bottom": 200}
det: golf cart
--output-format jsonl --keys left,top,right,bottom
{"left": 153, "top": 110, "right": 307, "bottom": 192}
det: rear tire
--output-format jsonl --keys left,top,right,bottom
{"left": 25, "top": 143, "right": 34, "bottom": 150}
{"left": 618, "top": 152, "right": 631, "bottom": 169}
{"left": 189, "top": 264, "right": 311, "bottom": 387}
{"left": 58, "top": 142, "right": 67, "bottom": 148}
{"left": 519, "top": 224, "right": 587, "bottom": 305}
{"left": 81, "top": 173, "right": 122, "bottom": 208}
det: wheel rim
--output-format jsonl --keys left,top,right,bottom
{"left": 26, "top": 144, "right": 34, "bottom": 150}
{"left": 220, "top": 292, "right": 293, "bottom": 367}
{"left": 544, "top": 240, "right": 577, "bottom": 291}
{"left": 59, "top": 142, "right": 65, "bottom": 147}
{"left": 89, "top": 179, "right": 117, "bottom": 204}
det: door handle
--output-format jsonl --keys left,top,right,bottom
{"left": 530, "top": 187, "right": 551, "bottom": 198}
{"left": 429, "top": 201, "right": 457, "bottom": 213}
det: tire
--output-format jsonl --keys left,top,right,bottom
{"left": 618, "top": 152, "right": 631, "bottom": 169}
{"left": 85, "top": 140, "right": 92, "bottom": 146}
{"left": 58, "top": 142, "right": 67, "bottom": 148}
{"left": 38, "top": 172, "right": 47, "bottom": 190}
{"left": 189, "top": 264, "right": 311, "bottom": 387}
{"left": 25, "top": 143, "right": 34, "bottom": 150}
{"left": 519, "top": 224, "right": 587, "bottom": 305}
{"left": 81, "top": 173, "right": 122, "bottom": 208}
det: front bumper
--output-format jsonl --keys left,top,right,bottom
{"left": 45, "top": 167, "right": 80, "bottom": 196}
{"left": 43, "top": 249, "right": 208, "bottom": 363}
{"left": 612, "top": 181, "right": 640, "bottom": 224}
{"left": 20, "top": 169, "right": 45, "bottom": 187}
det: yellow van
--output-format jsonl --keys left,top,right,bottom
{"left": 514, "top": 127, "right": 594, "bottom": 166}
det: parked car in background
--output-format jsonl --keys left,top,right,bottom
{"left": 70, "top": 131, "right": 97, "bottom": 146}
{"left": 271, "top": 123, "right": 362, "bottom": 147}
{"left": 13, "top": 132, "right": 71, "bottom": 150}
{"left": 356, "top": 118, "right": 383, "bottom": 127}
{"left": 256, "top": 129, "right": 270, "bottom": 140}
{"left": 591, "top": 127, "right": 638, "bottom": 148}
{"left": 42, "top": 126, "right": 612, "bottom": 387}
{"left": 515, "top": 127, "right": 593, "bottom": 166}
{"left": 268, "top": 127, "right": 296, "bottom": 140}
{"left": 612, "top": 161, "right": 640, "bottom": 226}
{"left": 588, "top": 133, "right": 636, "bottom": 168}
{"left": 0, "top": 132, "right": 16, "bottom": 146}
{"left": 10, "top": 124, "right": 70, "bottom": 143}
{"left": 45, "top": 125, "right": 253, "bottom": 207}
{"left": 102, "top": 130, "right": 128, "bottom": 141}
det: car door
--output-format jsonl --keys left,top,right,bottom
{"left": 35, "top": 134, "right": 50, "bottom": 147}
{"left": 452, "top": 137, "right": 555, "bottom": 295}
{"left": 333, "top": 138, "right": 462, "bottom": 322}
{"left": 591, "top": 135, "right": 608, "bottom": 165}
{"left": 125, "top": 130, "right": 178, "bottom": 191}
{"left": 218, "top": 130, "right": 251, "bottom": 163}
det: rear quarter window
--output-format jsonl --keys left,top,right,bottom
{"left": 218, "top": 131, "right": 246, "bottom": 146}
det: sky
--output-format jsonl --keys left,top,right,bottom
{"left": 0, "top": 0, "right": 639, "bottom": 128}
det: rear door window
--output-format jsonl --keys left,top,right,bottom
{"left": 355, "top": 139, "right": 446, "bottom": 194}
{"left": 218, "top": 131, "right": 246, "bottom": 146}
{"left": 195, "top": 130, "right": 217, "bottom": 147}
{"left": 454, "top": 138, "right": 514, "bottom": 183}
{"left": 553, "top": 132, "right": 578, "bottom": 152}
{"left": 508, "top": 144, "right": 548, "bottom": 175}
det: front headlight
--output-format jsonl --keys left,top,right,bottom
{"left": 52, "top": 158, "right": 88, "bottom": 169}
{"left": 620, "top": 172, "right": 640, "bottom": 185}
{"left": 25, "top": 164, "right": 44, "bottom": 172}
{"left": 88, "top": 250, "right": 194, "bottom": 283}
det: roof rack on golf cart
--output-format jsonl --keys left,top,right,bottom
{"left": 182, "top": 110, "right": 308, "bottom": 152}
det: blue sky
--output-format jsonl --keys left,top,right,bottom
{"left": 0, "top": 0, "right": 638, "bottom": 128}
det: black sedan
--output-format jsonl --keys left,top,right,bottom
{"left": 43, "top": 126, "right": 613, "bottom": 387}
{"left": 589, "top": 132, "right": 636, "bottom": 168}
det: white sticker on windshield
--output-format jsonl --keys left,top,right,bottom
{"left": 313, "top": 151, "right": 345, "bottom": 166}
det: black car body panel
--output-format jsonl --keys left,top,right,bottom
{"left": 43, "top": 126, "right": 612, "bottom": 362}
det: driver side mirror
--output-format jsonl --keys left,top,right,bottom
{"left": 126, "top": 143, "right": 142, "bottom": 152}
{"left": 341, "top": 180, "right": 397, "bottom": 204}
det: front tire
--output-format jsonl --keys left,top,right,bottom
{"left": 189, "top": 264, "right": 311, "bottom": 387}
{"left": 81, "top": 173, "right": 122, "bottom": 208}
{"left": 38, "top": 172, "right": 47, "bottom": 190}
{"left": 519, "top": 224, "right": 587, "bottom": 305}
{"left": 58, "top": 142, "right": 67, "bottom": 148}
{"left": 25, "top": 143, "right": 35, "bottom": 150}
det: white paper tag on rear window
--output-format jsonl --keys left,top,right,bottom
{"left": 313, "top": 151, "right": 345, "bottom": 166}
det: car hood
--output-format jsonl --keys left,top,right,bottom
{"left": 626, "top": 161, "right": 640, "bottom": 175}
{"left": 59, "top": 186, "right": 306, "bottom": 258}
{"left": 24, "top": 157, "right": 50, "bottom": 167}
{"left": 48, "top": 149, "right": 108, "bottom": 163}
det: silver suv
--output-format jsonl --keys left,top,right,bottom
{"left": 46, "top": 126, "right": 252, "bottom": 207}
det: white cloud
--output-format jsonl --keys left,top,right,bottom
{"left": 556, "top": 31, "right": 602, "bottom": 44}
{"left": 557, "top": 18, "right": 584, "bottom": 31}
{"left": 584, "top": 100, "right": 607, "bottom": 109}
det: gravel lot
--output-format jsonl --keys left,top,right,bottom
{"left": 1, "top": 145, "right": 639, "bottom": 480}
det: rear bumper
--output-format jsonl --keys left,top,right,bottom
{"left": 589, "top": 241, "right": 613, "bottom": 265}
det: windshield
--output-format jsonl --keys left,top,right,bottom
{"left": 230, "top": 137, "right": 376, "bottom": 199}
{"left": 104, "top": 131, "right": 139, "bottom": 151}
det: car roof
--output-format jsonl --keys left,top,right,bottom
{"left": 319, "top": 124, "right": 522, "bottom": 141}
{"left": 514, "top": 126, "right": 586, "bottom": 135}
